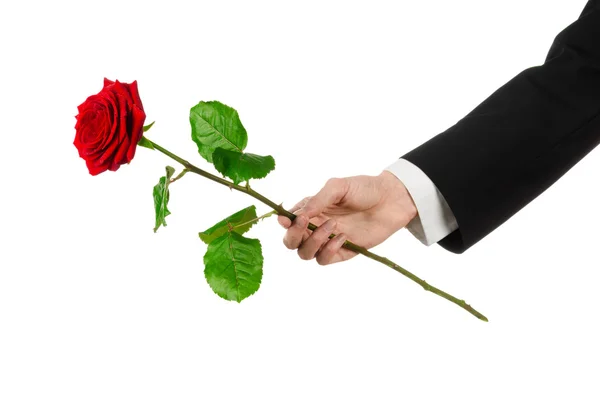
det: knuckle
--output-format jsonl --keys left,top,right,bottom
{"left": 326, "top": 177, "right": 342, "bottom": 187}
{"left": 326, "top": 177, "right": 348, "bottom": 193}
{"left": 321, "top": 245, "right": 336, "bottom": 258}
{"left": 292, "top": 218, "right": 306, "bottom": 229}
{"left": 324, "top": 245, "right": 335, "bottom": 256}
{"left": 320, "top": 219, "right": 336, "bottom": 233}
{"left": 316, "top": 231, "right": 331, "bottom": 244}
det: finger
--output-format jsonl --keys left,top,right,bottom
{"left": 277, "top": 197, "right": 310, "bottom": 229}
{"left": 278, "top": 197, "right": 310, "bottom": 229}
{"left": 295, "top": 178, "right": 349, "bottom": 219}
{"left": 277, "top": 215, "right": 292, "bottom": 229}
{"left": 315, "top": 233, "right": 348, "bottom": 265}
{"left": 282, "top": 215, "right": 310, "bottom": 250}
{"left": 289, "top": 197, "right": 311, "bottom": 214}
{"left": 279, "top": 196, "right": 311, "bottom": 229}
{"left": 297, "top": 219, "right": 337, "bottom": 260}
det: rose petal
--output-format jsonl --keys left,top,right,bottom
{"left": 127, "top": 80, "right": 144, "bottom": 112}
{"left": 103, "top": 78, "right": 115, "bottom": 88}
{"left": 74, "top": 78, "right": 147, "bottom": 175}
{"left": 126, "top": 104, "right": 146, "bottom": 162}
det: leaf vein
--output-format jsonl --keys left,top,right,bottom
{"left": 227, "top": 232, "right": 241, "bottom": 300}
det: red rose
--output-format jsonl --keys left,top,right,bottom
{"left": 74, "top": 78, "right": 146, "bottom": 175}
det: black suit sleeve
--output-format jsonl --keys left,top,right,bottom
{"left": 401, "top": 1, "right": 600, "bottom": 254}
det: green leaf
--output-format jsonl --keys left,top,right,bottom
{"left": 204, "top": 232, "right": 263, "bottom": 302}
{"left": 138, "top": 135, "right": 155, "bottom": 150}
{"left": 153, "top": 166, "right": 176, "bottom": 232}
{"left": 143, "top": 121, "right": 155, "bottom": 132}
{"left": 190, "top": 101, "right": 248, "bottom": 163}
{"left": 199, "top": 205, "right": 258, "bottom": 244}
{"left": 212, "top": 148, "right": 275, "bottom": 184}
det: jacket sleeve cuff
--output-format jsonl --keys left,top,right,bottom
{"left": 385, "top": 158, "right": 459, "bottom": 246}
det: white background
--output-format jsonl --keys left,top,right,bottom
{"left": 1, "top": 0, "right": 599, "bottom": 395}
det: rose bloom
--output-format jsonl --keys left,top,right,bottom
{"left": 74, "top": 78, "right": 146, "bottom": 175}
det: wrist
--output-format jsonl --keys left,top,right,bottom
{"left": 379, "top": 170, "right": 418, "bottom": 227}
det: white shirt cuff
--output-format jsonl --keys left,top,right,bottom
{"left": 385, "top": 158, "right": 459, "bottom": 246}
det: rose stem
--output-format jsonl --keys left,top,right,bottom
{"left": 143, "top": 138, "right": 488, "bottom": 322}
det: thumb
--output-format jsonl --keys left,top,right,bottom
{"left": 295, "top": 178, "right": 349, "bottom": 219}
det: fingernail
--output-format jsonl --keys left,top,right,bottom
{"left": 324, "top": 219, "right": 336, "bottom": 232}
{"left": 336, "top": 233, "right": 347, "bottom": 247}
{"left": 297, "top": 216, "right": 308, "bottom": 228}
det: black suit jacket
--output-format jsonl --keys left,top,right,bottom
{"left": 402, "top": 1, "right": 600, "bottom": 254}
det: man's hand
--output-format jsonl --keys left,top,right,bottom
{"left": 278, "top": 170, "right": 418, "bottom": 265}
